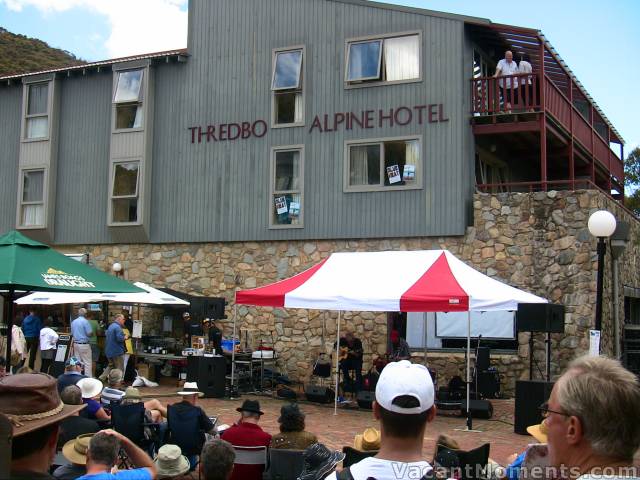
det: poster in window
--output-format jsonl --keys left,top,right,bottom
{"left": 289, "top": 201, "right": 300, "bottom": 217}
{"left": 386, "top": 165, "right": 401, "bottom": 184}
{"left": 403, "top": 164, "right": 416, "bottom": 181}
{"left": 274, "top": 196, "right": 288, "bottom": 214}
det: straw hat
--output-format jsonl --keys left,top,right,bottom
{"left": 154, "top": 444, "right": 191, "bottom": 479}
{"left": 123, "top": 387, "right": 142, "bottom": 401}
{"left": 527, "top": 423, "right": 548, "bottom": 443}
{"left": 77, "top": 378, "right": 103, "bottom": 399}
{"left": 353, "top": 427, "right": 381, "bottom": 451}
{"left": 0, "top": 374, "right": 85, "bottom": 437}
{"left": 62, "top": 433, "right": 95, "bottom": 465}
{"left": 177, "top": 382, "right": 204, "bottom": 397}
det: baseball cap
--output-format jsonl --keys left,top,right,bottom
{"left": 182, "top": 312, "right": 191, "bottom": 318}
{"left": 375, "top": 360, "right": 434, "bottom": 414}
{"left": 66, "top": 356, "right": 83, "bottom": 367}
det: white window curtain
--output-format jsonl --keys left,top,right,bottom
{"left": 350, "top": 145, "right": 370, "bottom": 186}
{"left": 26, "top": 117, "right": 48, "bottom": 139}
{"left": 21, "top": 204, "right": 44, "bottom": 226}
{"left": 28, "top": 84, "right": 48, "bottom": 115}
{"left": 405, "top": 140, "right": 419, "bottom": 167}
{"left": 294, "top": 93, "right": 303, "bottom": 123}
{"left": 384, "top": 35, "right": 419, "bottom": 81}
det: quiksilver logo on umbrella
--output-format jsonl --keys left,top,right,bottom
{"left": 42, "top": 268, "right": 96, "bottom": 288}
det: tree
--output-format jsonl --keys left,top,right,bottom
{"left": 624, "top": 147, "right": 640, "bottom": 216}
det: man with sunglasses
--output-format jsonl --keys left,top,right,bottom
{"left": 543, "top": 355, "right": 640, "bottom": 480}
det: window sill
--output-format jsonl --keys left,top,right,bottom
{"left": 345, "top": 77, "right": 422, "bottom": 90}
{"left": 108, "top": 221, "right": 143, "bottom": 227}
{"left": 21, "top": 136, "right": 50, "bottom": 143}
{"left": 411, "top": 349, "right": 518, "bottom": 357}
{"left": 344, "top": 184, "right": 421, "bottom": 193}
{"left": 268, "top": 223, "right": 304, "bottom": 230}
{"left": 271, "top": 122, "right": 305, "bottom": 129}
{"left": 112, "top": 127, "right": 145, "bottom": 134}
{"left": 17, "top": 224, "right": 47, "bottom": 230}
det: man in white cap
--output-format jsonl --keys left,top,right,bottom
{"left": 327, "top": 360, "right": 436, "bottom": 480}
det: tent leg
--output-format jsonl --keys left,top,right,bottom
{"left": 230, "top": 301, "right": 237, "bottom": 397}
{"left": 334, "top": 311, "right": 341, "bottom": 416}
{"left": 5, "top": 289, "right": 14, "bottom": 368}
{"left": 466, "top": 310, "right": 472, "bottom": 431}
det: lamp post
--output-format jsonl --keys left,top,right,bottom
{"left": 587, "top": 211, "right": 617, "bottom": 332}
{"left": 112, "top": 262, "right": 123, "bottom": 278}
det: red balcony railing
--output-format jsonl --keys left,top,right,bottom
{"left": 471, "top": 73, "right": 540, "bottom": 114}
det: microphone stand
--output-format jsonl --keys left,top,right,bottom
{"left": 474, "top": 335, "right": 482, "bottom": 400}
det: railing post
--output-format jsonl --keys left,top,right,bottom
{"left": 539, "top": 40, "right": 547, "bottom": 191}
{"left": 569, "top": 76, "right": 575, "bottom": 190}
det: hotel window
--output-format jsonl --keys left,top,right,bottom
{"left": 19, "top": 169, "right": 45, "bottom": 227}
{"left": 113, "top": 69, "right": 144, "bottom": 130}
{"left": 110, "top": 161, "right": 140, "bottom": 223}
{"left": 345, "top": 137, "right": 421, "bottom": 192}
{"left": 270, "top": 146, "right": 303, "bottom": 228}
{"left": 24, "top": 83, "right": 49, "bottom": 139}
{"left": 272, "top": 47, "right": 304, "bottom": 126}
{"left": 346, "top": 33, "right": 420, "bottom": 85}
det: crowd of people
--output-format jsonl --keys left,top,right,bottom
{"left": 1, "top": 353, "right": 638, "bottom": 480}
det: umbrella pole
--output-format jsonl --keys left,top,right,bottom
{"left": 334, "top": 311, "right": 341, "bottom": 416}
{"left": 466, "top": 310, "right": 472, "bottom": 431}
{"left": 5, "top": 289, "right": 14, "bottom": 368}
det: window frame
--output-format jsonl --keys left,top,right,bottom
{"left": 112, "top": 68, "right": 146, "bottom": 133}
{"left": 22, "top": 81, "right": 51, "bottom": 142}
{"left": 271, "top": 45, "right": 305, "bottom": 129}
{"left": 17, "top": 167, "right": 47, "bottom": 229}
{"left": 108, "top": 159, "right": 142, "bottom": 226}
{"left": 344, "top": 30, "right": 422, "bottom": 89}
{"left": 269, "top": 145, "right": 305, "bottom": 229}
{"left": 343, "top": 135, "right": 423, "bottom": 193}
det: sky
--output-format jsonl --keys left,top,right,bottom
{"left": 0, "top": 0, "right": 638, "bottom": 151}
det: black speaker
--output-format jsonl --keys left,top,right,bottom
{"left": 186, "top": 356, "right": 226, "bottom": 398}
{"left": 475, "top": 370, "right": 500, "bottom": 398}
{"left": 517, "top": 304, "right": 565, "bottom": 333}
{"left": 476, "top": 347, "right": 490, "bottom": 371}
{"left": 460, "top": 399, "right": 493, "bottom": 419}
{"left": 514, "top": 380, "right": 554, "bottom": 434}
{"left": 356, "top": 390, "right": 375, "bottom": 409}
{"left": 189, "top": 297, "right": 227, "bottom": 320}
{"left": 305, "top": 385, "right": 334, "bottom": 404}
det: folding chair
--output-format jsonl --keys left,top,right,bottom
{"left": 111, "top": 402, "right": 159, "bottom": 458}
{"left": 230, "top": 445, "right": 268, "bottom": 480}
{"left": 267, "top": 448, "right": 305, "bottom": 480}
{"left": 341, "top": 446, "right": 378, "bottom": 468}
{"left": 435, "top": 443, "right": 490, "bottom": 480}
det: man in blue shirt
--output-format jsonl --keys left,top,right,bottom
{"left": 57, "top": 356, "right": 88, "bottom": 393}
{"left": 99, "top": 314, "right": 127, "bottom": 382}
{"left": 77, "top": 429, "right": 157, "bottom": 480}
{"left": 71, "top": 308, "right": 94, "bottom": 376}
{"left": 22, "top": 308, "right": 42, "bottom": 369}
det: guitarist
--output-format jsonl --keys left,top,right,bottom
{"left": 338, "top": 331, "right": 363, "bottom": 390}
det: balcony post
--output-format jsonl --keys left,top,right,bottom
{"left": 569, "top": 76, "right": 575, "bottom": 190}
{"left": 539, "top": 39, "right": 547, "bottom": 191}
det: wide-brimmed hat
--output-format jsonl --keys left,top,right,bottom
{"left": 62, "top": 433, "right": 94, "bottom": 465}
{"left": 123, "top": 387, "right": 142, "bottom": 401}
{"left": 177, "top": 382, "right": 204, "bottom": 397}
{"left": 0, "top": 373, "right": 85, "bottom": 437}
{"left": 527, "top": 423, "right": 548, "bottom": 443}
{"left": 236, "top": 399, "right": 263, "bottom": 416}
{"left": 278, "top": 403, "right": 304, "bottom": 423}
{"left": 154, "top": 444, "right": 191, "bottom": 478}
{"left": 77, "top": 378, "right": 103, "bottom": 399}
{"left": 298, "top": 443, "right": 345, "bottom": 480}
{"left": 353, "top": 427, "right": 381, "bottom": 451}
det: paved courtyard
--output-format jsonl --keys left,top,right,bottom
{"left": 140, "top": 384, "right": 532, "bottom": 466}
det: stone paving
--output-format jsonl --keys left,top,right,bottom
{"left": 140, "top": 385, "right": 532, "bottom": 465}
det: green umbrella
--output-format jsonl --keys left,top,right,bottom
{"left": 0, "top": 230, "right": 144, "bottom": 362}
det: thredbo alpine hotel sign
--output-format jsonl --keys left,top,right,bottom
{"left": 187, "top": 103, "right": 449, "bottom": 144}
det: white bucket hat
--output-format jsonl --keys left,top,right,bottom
{"left": 154, "top": 444, "right": 191, "bottom": 478}
{"left": 77, "top": 378, "right": 103, "bottom": 399}
{"left": 177, "top": 381, "right": 204, "bottom": 397}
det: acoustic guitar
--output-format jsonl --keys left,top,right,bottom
{"left": 338, "top": 346, "right": 362, "bottom": 362}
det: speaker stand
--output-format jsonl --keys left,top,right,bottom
{"left": 529, "top": 333, "right": 534, "bottom": 380}
{"left": 545, "top": 332, "right": 551, "bottom": 382}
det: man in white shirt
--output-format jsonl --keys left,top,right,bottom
{"left": 326, "top": 360, "right": 436, "bottom": 480}
{"left": 39, "top": 317, "right": 59, "bottom": 375}
{"left": 494, "top": 50, "right": 519, "bottom": 111}
{"left": 544, "top": 355, "right": 640, "bottom": 480}
{"left": 518, "top": 54, "right": 534, "bottom": 110}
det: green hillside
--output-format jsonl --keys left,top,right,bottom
{"left": 0, "top": 27, "right": 84, "bottom": 77}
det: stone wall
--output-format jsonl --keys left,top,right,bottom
{"left": 58, "top": 190, "right": 640, "bottom": 395}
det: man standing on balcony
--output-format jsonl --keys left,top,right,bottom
{"left": 494, "top": 50, "right": 519, "bottom": 112}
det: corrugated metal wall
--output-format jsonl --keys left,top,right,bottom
{"left": 0, "top": 0, "right": 474, "bottom": 245}
{"left": 0, "top": 87, "right": 22, "bottom": 233}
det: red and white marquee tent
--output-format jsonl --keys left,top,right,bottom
{"left": 235, "top": 250, "right": 547, "bottom": 416}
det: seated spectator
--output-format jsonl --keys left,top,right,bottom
{"left": 270, "top": 403, "right": 317, "bottom": 450}
{"left": 353, "top": 427, "right": 381, "bottom": 452}
{"left": 105, "top": 368, "right": 168, "bottom": 420}
{"left": 76, "top": 429, "right": 157, "bottom": 480}
{"left": 101, "top": 368, "right": 126, "bottom": 409}
{"left": 120, "top": 387, "right": 167, "bottom": 441}
{"left": 200, "top": 439, "right": 235, "bottom": 480}
{"left": 58, "top": 385, "right": 100, "bottom": 449}
{"left": 0, "top": 356, "right": 7, "bottom": 378}
{"left": 77, "top": 377, "right": 111, "bottom": 422}
{"left": 221, "top": 399, "right": 271, "bottom": 480}
{"left": 57, "top": 356, "right": 87, "bottom": 393}
{"left": 167, "top": 382, "right": 215, "bottom": 469}
{"left": 298, "top": 443, "right": 345, "bottom": 480}
{"left": 54, "top": 433, "right": 93, "bottom": 480}
{"left": 153, "top": 444, "right": 191, "bottom": 479}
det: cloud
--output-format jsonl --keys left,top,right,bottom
{"left": 1, "top": 0, "right": 188, "bottom": 58}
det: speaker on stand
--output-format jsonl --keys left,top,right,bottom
{"left": 517, "top": 303, "right": 565, "bottom": 381}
